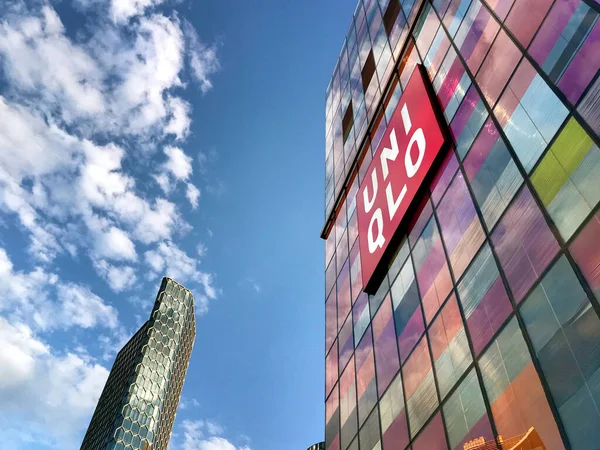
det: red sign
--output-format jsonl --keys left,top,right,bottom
{"left": 357, "top": 65, "right": 447, "bottom": 293}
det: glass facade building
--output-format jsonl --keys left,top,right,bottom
{"left": 322, "top": 1, "right": 600, "bottom": 450}
{"left": 308, "top": 443, "right": 326, "bottom": 450}
{"left": 81, "top": 278, "right": 196, "bottom": 450}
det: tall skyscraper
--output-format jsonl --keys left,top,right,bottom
{"left": 307, "top": 442, "right": 326, "bottom": 450}
{"left": 322, "top": 1, "right": 600, "bottom": 450}
{"left": 81, "top": 277, "right": 196, "bottom": 450}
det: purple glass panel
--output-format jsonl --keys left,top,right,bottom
{"left": 450, "top": 85, "right": 488, "bottom": 160}
{"left": 383, "top": 410, "right": 410, "bottom": 450}
{"left": 437, "top": 173, "right": 486, "bottom": 280}
{"left": 578, "top": 75, "right": 600, "bottom": 137}
{"left": 339, "top": 315, "right": 354, "bottom": 372}
{"left": 470, "top": 278, "right": 512, "bottom": 354}
{"left": 373, "top": 298, "right": 400, "bottom": 396}
{"left": 431, "top": 150, "right": 459, "bottom": 205}
{"left": 413, "top": 413, "right": 448, "bottom": 450}
{"left": 491, "top": 187, "right": 560, "bottom": 303}
{"left": 529, "top": 0, "right": 600, "bottom": 104}
{"left": 326, "top": 290, "right": 337, "bottom": 354}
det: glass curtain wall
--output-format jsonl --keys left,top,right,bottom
{"left": 323, "top": 1, "right": 600, "bottom": 449}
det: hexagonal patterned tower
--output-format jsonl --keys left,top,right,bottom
{"left": 80, "top": 277, "right": 196, "bottom": 450}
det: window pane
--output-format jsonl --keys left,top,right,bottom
{"left": 326, "top": 290, "right": 338, "bottom": 354}
{"left": 450, "top": 85, "right": 488, "bottom": 160}
{"left": 570, "top": 212, "right": 600, "bottom": 301}
{"left": 504, "top": 0, "right": 553, "bottom": 47}
{"left": 491, "top": 186, "right": 559, "bottom": 303}
{"left": 444, "top": 0, "right": 475, "bottom": 38}
{"left": 338, "top": 259, "right": 352, "bottom": 332}
{"left": 369, "top": 274, "right": 389, "bottom": 318}
{"left": 457, "top": 244, "right": 512, "bottom": 355}
{"left": 326, "top": 340, "right": 339, "bottom": 398}
{"left": 433, "top": 47, "right": 471, "bottom": 123}
{"left": 412, "top": 412, "right": 448, "bottom": 450}
{"left": 433, "top": 0, "right": 453, "bottom": 18}
{"left": 373, "top": 296, "right": 400, "bottom": 396}
{"left": 412, "top": 218, "right": 453, "bottom": 325}
{"left": 403, "top": 336, "right": 439, "bottom": 438}
{"left": 443, "top": 369, "right": 493, "bottom": 450}
{"left": 326, "top": 383, "right": 340, "bottom": 449}
{"left": 476, "top": 30, "right": 521, "bottom": 108}
{"left": 479, "top": 318, "right": 565, "bottom": 450}
{"left": 353, "top": 292, "right": 370, "bottom": 346}
{"left": 531, "top": 117, "right": 600, "bottom": 240}
{"left": 414, "top": 4, "right": 441, "bottom": 58}
{"left": 436, "top": 173, "right": 486, "bottom": 280}
{"left": 494, "top": 59, "right": 568, "bottom": 172}
{"left": 577, "top": 74, "right": 600, "bottom": 137}
{"left": 520, "top": 255, "right": 600, "bottom": 449}
{"left": 408, "top": 197, "right": 434, "bottom": 247}
{"left": 429, "top": 294, "right": 473, "bottom": 399}
{"left": 529, "top": 0, "right": 600, "bottom": 105}
{"left": 398, "top": 40, "right": 421, "bottom": 89}
{"left": 454, "top": 0, "right": 500, "bottom": 74}
{"left": 391, "top": 257, "right": 425, "bottom": 362}
{"left": 340, "top": 356, "right": 358, "bottom": 449}
{"left": 356, "top": 327, "right": 377, "bottom": 425}
{"left": 380, "top": 371, "right": 409, "bottom": 450}
{"left": 431, "top": 150, "right": 459, "bottom": 206}
{"left": 359, "top": 406, "right": 381, "bottom": 450}
{"left": 423, "top": 26, "right": 451, "bottom": 80}
{"left": 484, "top": 0, "right": 515, "bottom": 21}
{"left": 463, "top": 118, "right": 523, "bottom": 229}
{"left": 339, "top": 315, "right": 354, "bottom": 373}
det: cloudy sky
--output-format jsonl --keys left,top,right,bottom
{"left": 0, "top": 0, "right": 354, "bottom": 449}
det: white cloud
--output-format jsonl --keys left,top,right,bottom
{"left": 144, "top": 241, "right": 200, "bottom": 282}
{"left": 134, "top": 198, "right": 183, "bottom": 244}
{"left": 244, "top": 277, "right": 261, "bottom": 294}
{"left": 94, "top": 260, "right": 138, "bottom": 293}
{"left": 197, "top": 242, "right": 207, "bottom": 257}
{"left": 176, "top": 420, "right": 250, "bottom": 450}
{"left": 154, "top": 147, "right": 196, "bottom": 199}
{"left": 56, "top": 283, "right": 119, "bottom": 329}
{"left": 164, "top": 146, "right": 193, "bottom": 180}
{"left": 154, "top": 172, "right": 174, "bottom": 194}
{"left": 94, "top": 226, "right": 137, "bottom": 261}
{"left": 144, "top": 241, "right": 218, "bottom": 314}
{"left": 0, "top": 1, "right": 223, "bottom": 447}
{"left": 111, "top": 0, "right": 166, "bottom": 23}
{"left": 185, "top": 22, "right": 220, "bottom": 94}
{"left": 187, "top": 183, "right": 201, "bottom": 209}
{"left": 180, "top": 397, "right": 200, "bottom": 410}
{"left": 0, "top": 317, "right": 109, "bottom": 448}
{"left": 166, "top": 96, "right": 192, "bottom": 140}
{"left": 0, "top": 97, "right": 78, "bottom": 180}
{"left": 0, "top": 247, "right": 118, "bottom": 331}
{"left": 114, "top": 14, "right": 186, "bottom": 135}
{"left": 0, "top": 6, "right": 105, "bottom": 122}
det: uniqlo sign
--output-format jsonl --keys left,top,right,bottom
{"left": 357, "top": 65, "right": 448, "bottom": 293}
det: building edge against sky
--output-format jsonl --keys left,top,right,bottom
{"left": 322, "top": 1, "right": 600, "bottom": 450}
{"left": 80, "top": 278, "right": 196, "bottom": 450}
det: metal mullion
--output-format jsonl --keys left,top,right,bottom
{"left": 405, "top": 207, "right": 452, "bottom": 450}
{"left": 480, "top": 0, "right": 600, "bottom": 150}
{"left": 321, "top": 0, "right": 432, "bottom": 240}
{"left": 435, "top": 0, "right": 600, "bottom": 348}
{"left": 383, "top": 237, "right": 415, "bottom": 449}
{"left": 429, "top": 203, "right": 502, "bottom": 448}
{"left": 427, "top": 10, "right": 577, "bottom": 442}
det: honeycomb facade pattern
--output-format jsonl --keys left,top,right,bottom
{"left": 80, "top": 277, "right": 196, "bottom": 450}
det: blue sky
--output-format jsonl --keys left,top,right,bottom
{"left": 0, "top": 0, "right": 354, "bottom": 449}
